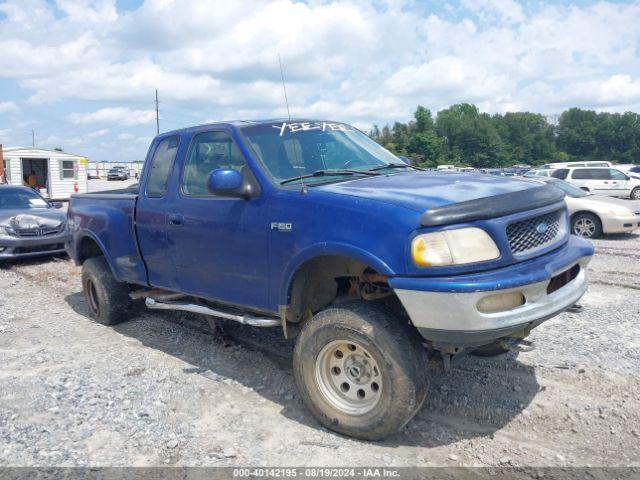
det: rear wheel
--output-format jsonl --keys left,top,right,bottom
{"left": 81, "top": 257, "right": 134, "bottom": 325}
{"left": 631, "top": 187, "right": 640, "bottom": 200}
{"left": 293, "top": 301, "right": 428, "bottom": 440}
{"left": 571, "top": 213, "right": 602, "bottom": 239}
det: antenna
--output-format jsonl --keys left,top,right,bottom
{"left": 277, "top": 54, "right": 306, "bottom": 194}
{"left": 278, "top": 54, "right": 291, "bottom": 121}
{"left": 155, "top": 89, "right": 160, "bottom": 135}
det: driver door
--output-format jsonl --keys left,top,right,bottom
{"left": 168, "top": 129, "right": 270, "bottom": 311}
{"left": 609, "top": 168, "right": 630, "bottom": 197}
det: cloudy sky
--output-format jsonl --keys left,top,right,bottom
{"left": 1, "top": 0, "right": 640, "bottom": 161}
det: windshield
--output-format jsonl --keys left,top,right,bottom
{"left": 241, "top": 121, "right": 400, "bottom": 184}
{"left": 0, "top": 189, "right": 51, "bottom": 209}
{"left": 546, "top": 178, "right": 589, "bottom": 197}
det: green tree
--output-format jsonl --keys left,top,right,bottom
{"left": 556, "top": 108, "right": 599, "bottom": 158}
{"left": 408, "top": 106, "right": 446, "bottom": 167}
{"left": 435, "top": 104, "right": 505, "bottom": 168}
{"left": 493, "top": 112, "right": 556, "bottom": 165}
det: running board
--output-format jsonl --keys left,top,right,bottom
{"left": 145, "top": 298, "right": 281, "bottom": 328}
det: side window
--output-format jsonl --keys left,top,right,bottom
{"left": 60, "top": 160, "right": 77, "bottom": 180}
{"left": 551, "top": 168, "right": 569, "bottom": 180}
{"left": 572, "top": 168, "right": 593, "bottom": 180}
{"left": 182, "top": 131, "right": 246, "bottom": 196}
{"left": 146, "top": 136, "right": 179, "bottom": 198}
{"left": 609, "top": 169, "right": 627, "bottom": 180}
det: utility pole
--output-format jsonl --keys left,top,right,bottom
{"left": 155, "top": 89, "right": 159, "bottom": 135}
{"left": 32, "top": 129, "right": 35, "bottom": 147}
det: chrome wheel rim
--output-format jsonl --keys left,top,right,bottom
{"left": 574, "top": 218, "right": 596, "bottom": 237}
{"left": 632, "top": 189, "right": 640, "bottom": 200}
{"left": 315, "top": 340, "right": 382, "bottom": 415}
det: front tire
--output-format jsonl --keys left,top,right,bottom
{"left": 81, "top": 257, "right": 134, "bottom": 325}
{"left": 631, "top": 187, "right": 640, "bottom": 200}
{"left": 293, "top": 301, "right": 428, "bottom": 440}
{"left": 571, "top": 212, "right": 602, "bottom": 239}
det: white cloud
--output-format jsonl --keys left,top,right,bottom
{"left": 68, "top": 107, "right": 156, "bottom": 126}
{"left": 86, "top": 128, "right": 110, "bottom": 138}
{"left": 116, "top": 133, "right": 135, "bottom": 140}
{"left": 0, "top": 101, "right": 19, "bottom": 114}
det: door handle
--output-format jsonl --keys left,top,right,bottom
{"left": 169, "top": 214, "right": 184, "bottom": 226}
{"left": 603, "top": 181, "right": 609, "bottom": 184}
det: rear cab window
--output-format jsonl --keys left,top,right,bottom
{"left": 146, "top": 136, "right": 180, "bottom": 197}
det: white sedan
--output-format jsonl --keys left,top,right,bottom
{"left": 539, "top": 178, "right": 640, "bottom": 238}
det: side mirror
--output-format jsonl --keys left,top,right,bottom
{"left": 52, "top": 202, "right": 63, "bottom": 209}
{"left": 207, "top": 169, "right": 252, "bottom": 199}
{"left": 398, "top": 156, "right": 410, "bottom": 165}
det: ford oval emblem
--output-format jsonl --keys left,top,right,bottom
{"left": 536, "top": 222, "right": 549, "bottom": 234}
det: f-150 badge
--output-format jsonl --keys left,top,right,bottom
{"left": 271, "top": 222, "right": 292, "bottom": 232}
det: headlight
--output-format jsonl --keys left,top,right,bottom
{"left": 412, "top": 227, "right": 500, "bottom": 267}
{"left": 606, "top": 206, "right": 633, "bottom": 216}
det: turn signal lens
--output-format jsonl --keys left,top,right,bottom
{"left": 411, "top": 227, "right": 500, "bottom": 267}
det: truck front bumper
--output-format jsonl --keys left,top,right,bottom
{"left": 389, "top": 236, "right": 593, "bottom": 348}
{"left": 0, "top": 232, "right": 71, "bottom": 260}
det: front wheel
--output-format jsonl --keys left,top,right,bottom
{"left": 571, "top": 212, "right": 602, "bottom": 239}
{"left": 293, "top": 301, "right": 428, "bottom": 440}
{"left": 631, "top": 187, "right": 640, "bottom": 200}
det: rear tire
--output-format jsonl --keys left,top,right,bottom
{"left": 631, "top": 187, "right": 640, "bottom": 200}
{"left": 293, "top": 300, "right": 428, "bottom": 440}
{"left": 81, "top": 257, "right": 134, "bottom": 325}
{"left": 571, "top": 212, "right": 602, "bottom": 239}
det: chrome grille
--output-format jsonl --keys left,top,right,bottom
{"left": 13, "top": 224, "right": 64, "bottom": 237}
{"left": 506, "top": 210, "right": 564, "bottom": 255}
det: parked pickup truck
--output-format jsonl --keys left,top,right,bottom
{"left": 67, "top": 119, "right": 594, "bottom": 440}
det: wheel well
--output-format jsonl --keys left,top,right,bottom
{"left": 77, "top": 236, "right": 105, "bottom": 264}
{"left": 570, "top": 210, "right": 601, "bottom": 224}
{"left": 282, "top": 255, "right": 406, "bottom": 338}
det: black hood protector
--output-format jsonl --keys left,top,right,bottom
{"left": 420, "top": 184, "right": 565, "bottom": 227}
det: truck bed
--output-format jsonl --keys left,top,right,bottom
{"left": 68, "top": 192, "right": 147, "bottom": 285}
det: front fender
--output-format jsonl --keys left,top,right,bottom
{"left": 278, "top": 242, "right": 395, "bottom": 306}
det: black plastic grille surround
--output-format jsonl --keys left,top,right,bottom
{"left": 506, "top": 209, "right": 564, "bottom": 255}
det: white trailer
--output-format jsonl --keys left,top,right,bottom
{"left": 2, "top": 147, "right": 88, "bottom": 200}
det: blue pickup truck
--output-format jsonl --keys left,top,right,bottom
{"left": 67, "top": 119, "right": 593, "bottom": 440}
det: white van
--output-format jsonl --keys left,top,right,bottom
{"left": 552, "top": 167, "right": 640, "bottom": 199}
{"left": 540, "top": 161, "right": 612, "bottom": 170}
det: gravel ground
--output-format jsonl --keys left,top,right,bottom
{"left": 0, "top": 232, "right": 639, "bottom": 468}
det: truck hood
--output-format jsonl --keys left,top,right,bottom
{"left": 318, "top": 171, "right": 543, "bottom": 213}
